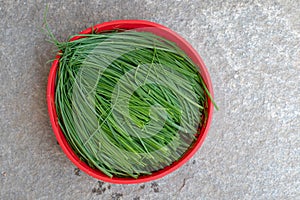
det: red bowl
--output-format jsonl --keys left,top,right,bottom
{"left": 47, "top": 20, "right": 214, "bottom": 184}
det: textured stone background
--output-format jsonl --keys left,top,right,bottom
{"left": 0, "top": 0, "right": 299, "bottom": 199}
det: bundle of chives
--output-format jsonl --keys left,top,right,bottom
{"left": 50, "top": 28, "right": 214, "bottom": 178}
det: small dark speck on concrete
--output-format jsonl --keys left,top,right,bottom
{"left": 151, "top": 182, "right": 159, "bottom": 193}
{"left": 192, "top": 160, "right": 196, "bottom": 164}
{"left": 140, "top": 184, "right": 145, "bottom": 189}
{"left": 98, "top": 181, "right": 104, "bottom": 188}
{"left": 74, "top": 168, "right": 81, "bottom": 176}
{"left": 91, "top": 181, "right": 107, "bottom": 195}
{"left": 107, "top": 185, "right": 111, "bottom": 189}
{"left": 133, "top": 197, "right": 140, "bottom": 200}
{"left": 92, "top": 187, "right": 106, "bottom": 195}
{"left": 1, "top": 171, "right": 7, "bottom": 176}
{"left": 111, "top": 192, "right": 123, "bottom": 200}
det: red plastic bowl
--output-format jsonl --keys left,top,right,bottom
{"left": 47, "top": 20, "right": 214, "bottom": 184}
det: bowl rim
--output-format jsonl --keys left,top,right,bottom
{"left": 47, "top": 19, "right": 214, "bottom": 184}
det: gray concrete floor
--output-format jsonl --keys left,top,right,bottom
{"left": 1, "top": 0, "right": 299, "bottom": 199}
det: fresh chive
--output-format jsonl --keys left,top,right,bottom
{"left": 46, "top": 18, "right": 216, "bottom": 178}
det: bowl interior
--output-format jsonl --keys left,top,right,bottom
{"left": 47, "top": 20, "right": 214, "bottom": 184}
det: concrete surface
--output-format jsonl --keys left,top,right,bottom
{"left": 1, "top": 0, "right": 299, "bottom": 199}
